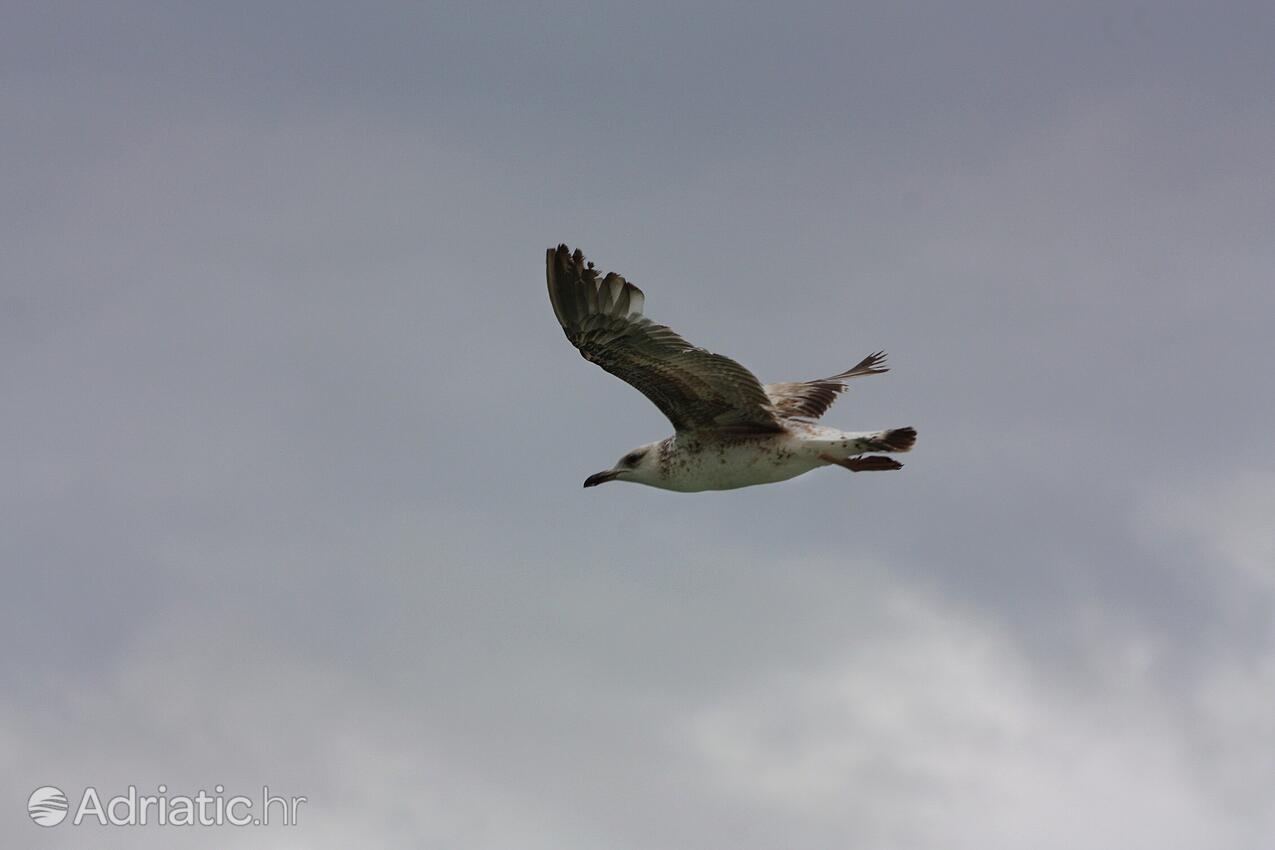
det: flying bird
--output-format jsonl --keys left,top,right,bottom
{"left": 547, "top": 245, "right": 916, "bottom": 491}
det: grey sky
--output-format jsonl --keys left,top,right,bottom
{"left": 4, "top": 2, "right": 1274, "bottom": 848}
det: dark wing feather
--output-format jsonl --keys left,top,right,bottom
{"left": 547, "top": 245, "right": 783, "bottom": 433}
{"left": 764, "top": 352, "right": 889, "bottom": 420}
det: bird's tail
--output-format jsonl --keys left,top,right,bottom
{"left": 871, "top": 426, "right": 916, "bottom": 453}
{"left": 813, "top": 427, "right": 916, "bottom": 473}
{"left": 806, "top": 426, "right": 917, "bottom": 455}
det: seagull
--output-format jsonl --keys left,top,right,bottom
{"left": 547, "top": 245, "right": 916, "bottom": 492}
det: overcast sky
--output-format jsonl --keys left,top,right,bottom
{"left": 4, "top": 2, "right": 1274, "bottom": 848}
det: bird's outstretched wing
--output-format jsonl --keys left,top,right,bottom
{"left": 547, "top": 244, "right": 783, "bottom": 433}
{"left": 763, "top": 352, "right": 889, "bottom": 420}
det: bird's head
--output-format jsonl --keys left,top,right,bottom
{"left": 583, "top": 442, "right": 659, "bottom": 488}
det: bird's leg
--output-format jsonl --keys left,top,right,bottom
{"left": 819, "top": 453, "right": 903, "bottom": 472}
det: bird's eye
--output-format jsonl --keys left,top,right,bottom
{"left": 623, "top": 451, "right": 646, "bottom": 467}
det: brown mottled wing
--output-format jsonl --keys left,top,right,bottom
{"left": 763, "top": 352, "right": 889, "bottom": 420}
{"left": 547, "top": 245, "right": 783, "bottom": 433}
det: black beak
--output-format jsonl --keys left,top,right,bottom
{"left": 583, "top": 470, "right": 620, "bottom": 488}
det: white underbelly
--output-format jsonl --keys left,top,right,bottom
{"left": 654, "top": 436, "right": 822, "bottom": 492}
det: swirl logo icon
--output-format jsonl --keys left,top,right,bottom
{"left": 28, "top": 786, "right": 69, "bottom": 826}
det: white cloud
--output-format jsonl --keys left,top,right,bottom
{"left": 0, "top": 611, "right": 571, "bottom": 850}
{"left": 1147, "top": 473, "right": 1275, "bottom": 588}
{"left": 687, "top": 589, "right": 1251, "bottom": 850}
